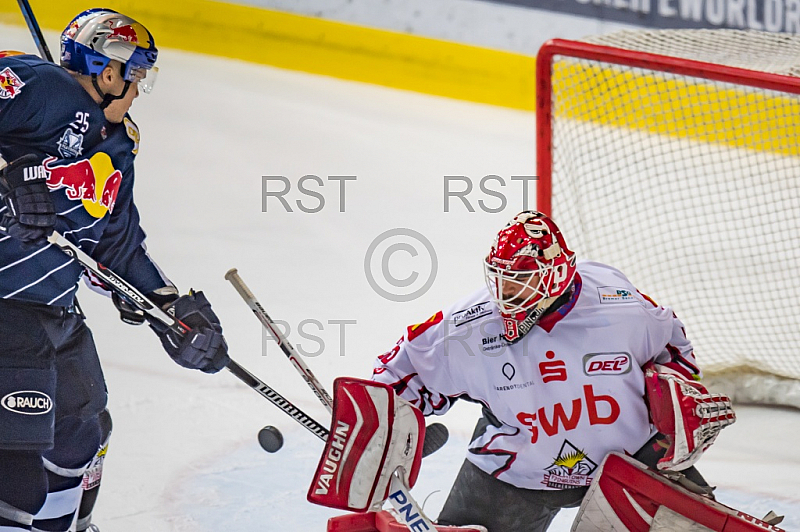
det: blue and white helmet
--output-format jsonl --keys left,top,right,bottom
{"left": 60, "top": 9, "right": 158, "bottom": 93}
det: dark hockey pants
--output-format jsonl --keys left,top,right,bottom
{"left": 437, "top": 425, "right": 709, "bottom": 532}
{"left": 0, "top": 299, "right": 107, "bottom": 531}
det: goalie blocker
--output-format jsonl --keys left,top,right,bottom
{"left": 308, "top": 377, "right": 425, "bottom": 512}
{"left": 573, "top": 452, "right": 785, "bottom": 532}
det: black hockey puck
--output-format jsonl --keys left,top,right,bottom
{"left": 258, "top": 425, "right": 284, "bottom": 453}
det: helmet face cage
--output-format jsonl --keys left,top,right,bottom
{"left": 484, "top": 211, "right": 577, "bottom": 319}
{"left": 484, "top": 262, "right": 553, "bottom": 317}
{"left": 61, "top": 9, "right": 159, "bottom": 94}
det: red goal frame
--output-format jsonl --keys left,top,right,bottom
{"left": 534, "top": 38, "right": 800, "bottom": 216}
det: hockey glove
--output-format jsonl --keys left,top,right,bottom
{"left": 149, "top": 290, "right": 230, "bottom": 374}
{"left": 0, "top": 154, "right": 56, "bottom": 245}
{"left": 644, "top": 362, "right": 736, "bottom": 471}
{"left": 112, "top": 292, "right": 146, "bottom": 326}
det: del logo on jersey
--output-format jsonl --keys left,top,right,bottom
{"left": 583, "top": 353, "right": 632, "bottom": 375}
{"left": 44, "top": 154, "right": 122, "bottom": 217}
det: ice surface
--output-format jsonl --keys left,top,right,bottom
{"left": 1, "top": 23, "right": 798, "bottom": 531}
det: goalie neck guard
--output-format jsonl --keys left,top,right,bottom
{"left": 484, "top": 211, "right": 577, "bottom": 342}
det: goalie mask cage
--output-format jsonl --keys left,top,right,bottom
{"left": 536, "top": 30, "right": 800, "bottom": 409}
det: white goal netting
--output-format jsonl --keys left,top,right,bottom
{"left": 540, "top": 29, "right": 800, "bottom": 408}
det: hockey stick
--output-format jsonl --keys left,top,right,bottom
{"left": 54, "top": 244, "right": 433, "bottom": 531}
{"left": 53, "top": 242, "right": 433, "bottom": 531}
{"left": 43, "top": 230, "right": 331, "bottom": 441}
{"left": 225, "top": 268, "right": 450, "bottom": 457}
{"left": 387, "top": 470, "right": 438, "bottom": 531}
{"left": 225, "top": 268, "right": 334, "bottom": 412}
{"left": 224, "top": 269, "right": 443, "bottom": 530}
{"left": 16, "top": 0, "right": 54, "bottom": 62}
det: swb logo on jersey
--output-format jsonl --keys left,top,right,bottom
{"left": 2, "top": 391, "right": 52, "bottom": 415}
{"left": 583, "top": 353, "right": 632, "bottom": 376}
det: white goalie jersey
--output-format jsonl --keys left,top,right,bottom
{"left": 372, "top": 261, "right": 701, "bottom": 491}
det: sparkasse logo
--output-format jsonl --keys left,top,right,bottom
{"left": 2, "top": 391, "right": 53, "bottom": 415}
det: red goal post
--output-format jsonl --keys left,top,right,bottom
{"left": 535, "top": 30, "right": 800, "bottom": 408}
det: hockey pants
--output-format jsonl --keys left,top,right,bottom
{"left": 0, "top": 299, "right": 107, "bottom": 531}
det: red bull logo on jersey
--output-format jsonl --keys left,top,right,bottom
{"left": 0, "top": 67, "right": 25, "bottom": 100}
{"left": 44, "top": 154, "right": 123, "bottom": 218}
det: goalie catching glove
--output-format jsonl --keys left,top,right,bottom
{"left": 645, "top": 362, "right": 736, "bottom": 471}
{"left": 308, "top": 377, "right": 425, "bottom": 512}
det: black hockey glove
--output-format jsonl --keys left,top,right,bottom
{"left": 112, "top": 292, "right": 146, "bottom": 326}
{"left": 0, "top": 154, "right": 56, "bottom": 245}
{"left": 149, "top": 290, "right": 230, "bottom": 374}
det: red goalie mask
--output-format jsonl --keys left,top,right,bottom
{"left": 484, "top": 211, "right": 577, "bottom": 340}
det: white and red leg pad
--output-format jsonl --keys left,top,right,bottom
{"left": 377, "top": 511, "right": 487, "bottom": 532}
{"left": 326, "top": 512, "right": 379, "bottom": 532}
{"left": 326, "top": 511, "right": 487, "bottom": 532}
{"left": 645, "top": 362, "right": 736, "bottom": 471}
{"left": 308, "top": 377, "right": 425, "bottom": 512}
{"left": 572, "top": 452, "right": 786, "bottom": 532}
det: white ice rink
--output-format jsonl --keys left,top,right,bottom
{"left": 2, "top": 24, "right": 800, "bottom": 531}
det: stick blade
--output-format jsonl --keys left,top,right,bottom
{"left": 422, "top": 422, "right": 449, "bottom": 458}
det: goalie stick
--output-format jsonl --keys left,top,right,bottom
{"left": 225, "top": 267, "right": 334, "bottom": 412}
{"left": 226, "top": 269, "right": 444, "bottom": 531}
{"left": 225, "top": 267, "right": 450, "bottom": 458}
{"left": 45, "top": 227, "right": 441, "bottom": 531}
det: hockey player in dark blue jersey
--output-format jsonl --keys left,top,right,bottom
{"left": 0, "top": 9, "right": 230, "bottom": 532}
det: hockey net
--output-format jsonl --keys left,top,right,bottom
{"left": 536, "top": 29, "right": 800, "bottom": 409}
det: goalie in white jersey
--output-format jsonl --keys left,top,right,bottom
{"left": 371, "top": 211, "right": 735, "bottom": 532}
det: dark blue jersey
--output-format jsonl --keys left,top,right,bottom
{"left": 0, "top": 54, "right": 169, "bottom": 306}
